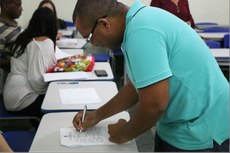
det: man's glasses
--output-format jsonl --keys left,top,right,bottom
{"left": 86, "top": 16, "right": 106, "bottom": 43}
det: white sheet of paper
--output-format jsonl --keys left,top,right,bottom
{"left": 55, "top": 46, "right": 83, "bottom": 60}
{"left": 60, "top": 127, "right": 113, "bottom": 147}
{"left": 59, "top": 88, "right": 102, "bottom": 105}
{"left": 43, "top": 72, "right": 88, "bottom": 82}
{"left": 56, "top": 38, "right": 87, "bottom": 49}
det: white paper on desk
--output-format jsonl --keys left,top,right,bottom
{"left": 56, "top": 38, "right": 86, "bottom": 49}
{"left": 43, "top": 72, "right": 88, "bottom": 82}
{"left": 60, "top": 127, "right": 113, "bottom": 147}
{"left": 55, "top": 46, "right": 84, "bottom": 60}
{"left": 59, "top": 88, "right": 102, "bottom": 105}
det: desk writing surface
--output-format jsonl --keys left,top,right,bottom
{"left": 29, "top": 112, "right": 138, "bottom": 152}
{"left": 210, "top": 48, "right": 229, "bottom": 66}
{"left": 43, "top": 62, "right": 114, "bottom": 82}
{"left": 41, "top": 81, "right": 118, "bottom": 113}
{"left": 199, "top": 32, "right": 229, "bottom": 41}
{"left": 56, "top": 38, "right": 87, "bottom": 49}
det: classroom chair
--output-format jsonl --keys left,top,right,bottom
{"left": 195, "top": 22, "right": 218, "bottom": 26}
{"left": 205, "top": 40, "right": 221, "bottom": 48}
{"left": 203, "top": 27, "right": 229, "bottom": 33}
{"left": 2, "top": 130, "right": 36, "bottom": 152}
{"left": 223, "top": 34, "right": 229, "bottom": 48}
{"left": 65, "top": 21, "right": 75, "bottom": 27}
{"left": 93, "top": 53, "right": 111, "bottom": 62}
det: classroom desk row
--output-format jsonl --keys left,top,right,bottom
{"left": 198, "top": 32, "right": 229, "bottom": 41}
{"left": 29, "top": 53, "right": 138, "bottom": 151}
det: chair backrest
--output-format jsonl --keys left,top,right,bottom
{"left": 93, "top": 53, "right": 111, "bottom": 62}
{"left": 2, "top": 131, "right": 36, "bottom": 152}
{"left": 224, "top": 34, "right": 229, "bottom": 48}
{"left": 203, "top": 27, "right": 230, "bottom": 33}
{"left": 205, "top": 40, "right": 221, "bottom": 48}
{"left": 195, "top": 22, "right": 218, "bottom": 26}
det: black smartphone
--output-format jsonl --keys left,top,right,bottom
{"left": 94, "top": 70, "right": 108, "bottom": 77}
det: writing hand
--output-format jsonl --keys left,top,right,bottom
{"left": 72, "top": 111, "right": 98, "bottom": 132}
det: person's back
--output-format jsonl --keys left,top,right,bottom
{"left": 123, "top": 1, "right": 229, "bottom": 150}
{"left": 0, "top": 0, "right": 22, "bottom": 97}
{"left": 3, "top": 7, "right": 57, "bottom": 118}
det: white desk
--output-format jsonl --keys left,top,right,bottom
{"left": 41, "top": 81, "right": 118, "bottom": 113}
{"left": 43, "top": 62, "right": 114, "bottom": 82}
{"left": 56, "top": 38, "right": 87, "bottom": 49}
{"left": 58, "top": 30, "right": 74, "bottom": 38}
{"left": 29, "top": 112, "right": 138, "bottom": 152}
{"left": 199, "top": 32, "right": 229, "bottom": 41}
{"left": 210, "top": 48, "right": 229, "bottom": 66}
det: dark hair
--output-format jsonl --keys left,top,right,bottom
{"left": 72, "top": 0, "right": 118, "bottom": 28}
{"left": 38, "top": 0, "right": 57, "bottom": 18}
{"left": 0, "top": 0, "right": 18, "bottom": 8}
{"left": 11, "top": 7, "right": 58, "bottom": 57}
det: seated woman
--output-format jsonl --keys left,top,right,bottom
{"left": 38, "top": 0, "right": 66, "bottom": 39}
{"left": 3, "top": 7, "right": 57, "bottom": 118}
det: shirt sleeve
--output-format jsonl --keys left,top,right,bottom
{"left": 125, "top": 28, "right": 172, "bottom": 88}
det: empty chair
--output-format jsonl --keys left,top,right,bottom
{"left": 93, "top": 53, "right": 111, "bottom": 62}
{"left": 203, "top": 27, "right": 229, "bottom": 33}
{"left": 205, "top": 40, "right": 221, "bottom": 48}
{"left": 224, "top": 34, "right": 229, "bottom": 48}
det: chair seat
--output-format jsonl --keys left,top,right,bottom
{"left": 2, "top": 131, "right": 36, "bottom": 152}
{"left": 205, "top": 40, "right": 221, "bottom": 48}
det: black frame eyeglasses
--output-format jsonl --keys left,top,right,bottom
{"left": 86, "top": 16, "right": 106, "bottom": 43}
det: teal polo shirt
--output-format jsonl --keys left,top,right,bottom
{"left": 122, "top": 0, "right": 229, "bottom": 150}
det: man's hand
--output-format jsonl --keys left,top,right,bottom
{"left": 108, "top": 119, "right": 131, "bottom": 144}
{"left": 72, "top": 111, "right": 99, "bottom": 132}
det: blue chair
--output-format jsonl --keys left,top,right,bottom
{"left": 203, "top": 27, "right": 229, "bottom": 33}
{"left": 65, "top": 21, "right": 75, "bottom": 27}
{"left": 224, "top": 34, "right": 229, "bottom": 48}
{"left": 205, "top": 40, "right": 221, "bottom": 48}
{"left": 195, "top": 22, "right": 218, "bottom": 26}
{"left": 2, "top": 131, "right": 36, "bottom": 152}
{"left": 93, "top": 53, "right": 111, "bottom": 62}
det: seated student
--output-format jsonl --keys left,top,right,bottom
{"left": 0, "top": 0, "right": 23, "bottom": 98}
{"left": 3, "top": 7, "right": 57, "bottom": 118}
{"left": 38, "top": 0, "right": 66, "bottom": 39}
{"left": 0, "top": 132, "right": 13, "bottom": 152}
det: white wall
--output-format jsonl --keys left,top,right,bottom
{"left": 17, "top": 0, "right": 229, "bottom": 28}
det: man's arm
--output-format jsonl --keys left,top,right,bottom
{"left": 95, "top": 80, "right": 139, "bottom": 121}
{"left": 108, "top": 79, "right": 169, "bottom": 143}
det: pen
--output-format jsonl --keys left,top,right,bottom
{"left": 80, "top": 105, "right": 87, "bottom": 132}
{"left": 57, "top": 82, "right": 79, "bottom": 84}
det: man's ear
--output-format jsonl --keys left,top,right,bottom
{"left": 98, "top": 18, "right": 111, "bottom": 31}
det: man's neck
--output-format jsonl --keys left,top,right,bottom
{"left": 0, "top": 14, "right": 18, "bottom": 27}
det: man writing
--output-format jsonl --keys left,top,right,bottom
{"left": 72, "top": 0, "right": 229, "bottom": 151}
